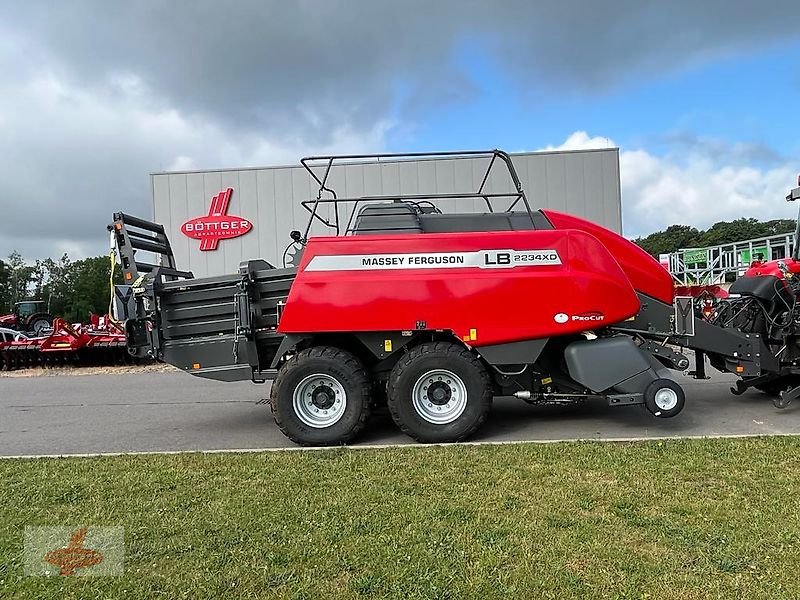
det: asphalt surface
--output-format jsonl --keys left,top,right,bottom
{"left": 2, "top": 368, "right": 800, "bottom": 457}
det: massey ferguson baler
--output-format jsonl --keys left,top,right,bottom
{"left": 110, "top": 150, "right": 798, "bottom": 446}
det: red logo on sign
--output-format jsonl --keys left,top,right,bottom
{"left": 181, "top": 188, "right": 253, "bottom": 251}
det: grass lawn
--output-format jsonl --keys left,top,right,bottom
{"left": 2, "top": 437, "right": 800, "bottom": 599}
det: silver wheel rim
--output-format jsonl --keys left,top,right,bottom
{"left": 412, "top": 369, "right": 468, "bottom": 425}
{"left": 292, "top": 373, "right": 347, "bottom": 428}
{"left": 32, "top": 320, "right": 49, "bottom": 335}
{"left": 654, "top": 388, "right": 678, "bottom": 411}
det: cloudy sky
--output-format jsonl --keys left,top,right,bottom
{"left": 1, "top": 0, "right": 799, "bottom": 259}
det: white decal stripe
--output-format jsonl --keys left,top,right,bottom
{"left": 305, "top": 249, "right": 562, "bottom": 271}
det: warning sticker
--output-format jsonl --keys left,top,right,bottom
{"left": 305, "top": 249, "right": 562, "bottom": 271}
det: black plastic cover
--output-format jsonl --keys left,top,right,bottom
{"left": 729, "top": 275, "right": 793, "bottom": 311}
{"left": 564, "top": 336, "right": 652, "bottom": 393}
{"left": 350, "top": 201, "right": 554, "bottom": 235}
{"left": 353, "top": 203, "right": 422, "bottom": 235}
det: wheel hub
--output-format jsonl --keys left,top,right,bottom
{"left": 292, "top": 374, "right": 347, "bottom": 428}
{"left": 654, "top": 388, "right": 678, "bottom": 411}
{"left": 312, "top": 385, "right": 335, "bottom": 409}
{"left": 412, "top": 369, "right": 468, "bottom": 425}
{"left": 427, "top": 382, "right": 452, "bottom": 405}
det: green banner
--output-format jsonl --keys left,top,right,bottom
{"left": 682, "top": 249, "right": 707, "bottom": 264}
{"left": 740, "top": 247, "right": 768, "bottom": 264}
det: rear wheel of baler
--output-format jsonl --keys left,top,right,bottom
{"left": 387, "top": 342, "right": 492, "bottom": 443}
{"left": 270, "top": 346, "right": 372, "bottom": 446}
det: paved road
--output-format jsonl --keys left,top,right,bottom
{"left": 2, "top": 369, "right": 800, "bottom": 456}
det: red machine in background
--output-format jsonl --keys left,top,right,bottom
{"left": 674, "top": 284, "right": 730, "bottom": 320}
{"left": 0, "top": 315, "right": 136, "bottom": 371}
{"left": 0, "top": 301, "right": 53, "bottom": 336}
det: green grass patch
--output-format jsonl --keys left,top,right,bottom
{"left": 2, "top": 437, "right": 800, "bottom": 598}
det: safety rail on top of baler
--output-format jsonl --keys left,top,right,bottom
{"left": 298, "top": 149, "right": 536, "bottom": 238}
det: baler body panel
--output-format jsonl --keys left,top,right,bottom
{"left": 278, "top": 228, "right": 640, "bottom": 346}
{"left": 542, "top": 210, "right": 675, "bottom": 305}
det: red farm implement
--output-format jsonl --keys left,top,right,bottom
{"left": 674, "top": 284, "right": 730, "bottom": 321}
{"left": 0, "top": 316, "right": 137, "bottom": 372}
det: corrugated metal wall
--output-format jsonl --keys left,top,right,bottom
{"left": 152, "top": 149, "right": 621, "bottom": 277}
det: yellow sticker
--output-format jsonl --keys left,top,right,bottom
{"left": 469, "top": 328, "right": 477, "bottom": 341}
{"left": 384, "top": 340, "right": 392, "bottom": 352}
{"left": 542, "top": 377, "right": 553, "bottom": 385}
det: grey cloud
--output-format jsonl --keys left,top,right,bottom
{"left": 4, "top": 1, "right": 798, "bottom": 135}
{"left": 657, "top": 132, "right": 785, "bottom": 166}
{"left": 0, "top": 0, "right": 798, "bottom": 260}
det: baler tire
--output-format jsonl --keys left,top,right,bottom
{"left": 270, "top": 346, "right": 372, "bottom": 446}
{"left": 643, "top": 378, "right": 685, "bottom": 418}
{"left": 387, "top": 342, "right": 492, "bottom": 443}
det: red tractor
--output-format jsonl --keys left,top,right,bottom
{"left": 110, "top": 150, "right": 796, "bottom": 446}
{"left": 0, "top": 301, "right": 53, "bottom": 336}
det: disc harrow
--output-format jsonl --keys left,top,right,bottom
{"left": 0, "top": 316, "right": 146, "bottom": 372}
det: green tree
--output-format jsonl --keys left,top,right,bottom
{"left": 696, "top": 218, "right": 764, "bottom": 247}
{"left": 7, "top": 251, "right": 34, "bottom": 305}
{"left": 0, "top": 259, "right": 10, "bottom": 313}
{"left": 62, "top": 256, "right": 116, "bottom": 322}
{"left": 39, "top": 254, "right": 72, "bottom": 317}
{"left": 762, "top": 219, "right": 797, "bottom": 236}
{"left": 0, "top": 252, "right": 120, "bottom": 321}
{"left": 635, "top": 218, "right": 797, "bottom": 258}
{"left": 634, "top": 225, "right": 700, "bottom": 257}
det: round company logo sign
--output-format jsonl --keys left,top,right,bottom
{"left": 180, "top": 187, "right": 253, "bottom": 251}
{"left": 554, "top": 313, "right": 568, "bottom": 324}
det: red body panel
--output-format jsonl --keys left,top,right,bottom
{"left": 742, "top": 257, "right": 800, "bottom": 279}
{"left": 279, "top": 229, "right": 641, "bottom": 346}
{"left": 674, "top": 284, "right": 729, "bottom": 299}
{"left": 542, "top": 210, "right": 675, "bottom": 304}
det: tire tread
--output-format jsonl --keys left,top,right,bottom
{"left": 387, "top": 341, "right": 492, "bottom": 442}
{"left": 271, "top": 346, "right": 371, "bottom": 446}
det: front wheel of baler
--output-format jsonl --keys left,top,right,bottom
{"left": 643, "top": 378, "right": 685, "bottom": 418}
{"left": 270, "top": 346, "right": 372, "bottom": 446}
{"left": 387, "top": 342, "right": 492, "bottom": 443}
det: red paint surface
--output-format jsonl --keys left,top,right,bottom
{"left": 742, "top": 257, "right": 800, "bottom": 280}
{"left": 279, "top": 229, "right": 641, "bottom": 346}
{"left": 181, "top": 188, "right": 252, "bottom": 251}
{"left": 542, "top": 210, "right": 675, "bottom": 304}
{"left": 674, "top": 284, "right": 729, "bottom": 299}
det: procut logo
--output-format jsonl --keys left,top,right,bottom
{"left": 554, "top": 311, "right": 605, "bottom": 323}
{"left": 571, "top": 311, "right": 604, "bottom": 322}
{"left": 181, "top": 188, "right": 253, "bottom": 251}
